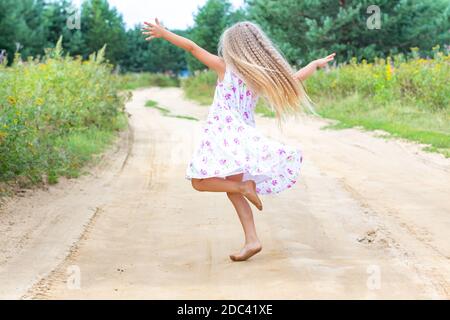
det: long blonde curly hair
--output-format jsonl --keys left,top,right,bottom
{"left": 218, "top": 21, "right": 310, "bottom": 119}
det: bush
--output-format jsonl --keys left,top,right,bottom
{"left": 0, "top": 40, "right": 127, "bottom": 187}
{"left": 306, "top": 48, "right": 450, "bottom": 111}
{"left": 305, "top": 48, "right": 449, "bottom": 156}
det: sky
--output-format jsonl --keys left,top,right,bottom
{"left": 72, "top": 0, "right": 245, "bottom": 30}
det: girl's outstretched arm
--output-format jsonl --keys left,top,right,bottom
{"left": 142, "top": 18, "right": 225, "bottom": 79}
{"left": 294, "top": 53, "right": 336, "bottom": 81}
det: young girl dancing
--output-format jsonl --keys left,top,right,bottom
{"left": 142, "top": 19, "right": 335, "bottom": 262}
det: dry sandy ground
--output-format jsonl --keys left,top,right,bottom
{"left": 0, "top": 87, "right": 449, "bottom": 299}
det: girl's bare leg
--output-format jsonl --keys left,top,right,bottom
{"left": 192, "top": 176, "right": 262, "bottom": 211}
{"left": 225, "top": 174, "right": 262, "bottom": 262}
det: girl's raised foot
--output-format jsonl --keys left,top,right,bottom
{"left": 229, "top": 242, "right": 262, "bottom": 262}
{"left": 240, "top": 180, "right": 263, "bottom": 211}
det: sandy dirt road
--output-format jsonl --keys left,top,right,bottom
{"left": 0, "top": 87, "right": 449, "bottom": 299}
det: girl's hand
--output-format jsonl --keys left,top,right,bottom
{"left": 314, "top": 53, "right": 336, "bottom": 68}
{"left": 142, "top": 18, "right": 166, "bottom": 41}
{"left": 294, "top": 53, "right": 336, "bottom": 81}
{"left": 140, "top": 18, "right": 225, "bottom": 74}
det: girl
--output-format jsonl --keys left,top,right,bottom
{"left": 142, "top": 19, "right": 335, "bottom": 262}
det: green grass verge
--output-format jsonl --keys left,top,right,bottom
{"left": 316, "top": 94, "right": 450, "bottom": 157}
{"left": 254, "top": 94, "right": 450, "bottom": 157}
{"left": 181, "top": 71, "right": 217, "bottom": 106}
{"left": 49, "top": 114, "right": 128, "bottom": 184}
{"left": 145, "top": 100, "right": 158, "bottom": 107}
{"left": 255, "top": 100, "right": 276, "bottom": 118}
{"left": 170, "top": 115, "right": 199, "bottom": 121}
{"left": 117, "top": 73, "right": 180, "bottom": 90}
{"left": 145, "top": 100, "right": 198, "bottom": 121}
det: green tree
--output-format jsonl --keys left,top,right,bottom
{"left": 121, "top": 25, "right": 186, "bottom": 74}
{"left": 120, "top": 26, "right": 149, "bottom": 72}
{"left": 187, "top": 0, "right": 235, "bottom": 72}
{"left": 42, "top": 0, "right": 80, "bottom": 54}
{"left": 147, "top": 29, "right": 187, "bottom": 74}
{"left": 247, "top": 0, "right": 450, "bottom": 65}
{"left": 0, "top": 0, "right": 22, "bottom": 61}
{"left": 0, "top": 0, "right": 48, "bottom": 60}
{"left": 19, "top": 0, "right": 48, "bottom": 58}
{"left": 80, "top": 0, "right": 127, "bottom": 65}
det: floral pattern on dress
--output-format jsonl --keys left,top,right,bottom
{"left": 185, "top": 67, "right": 303, "bottom": 195}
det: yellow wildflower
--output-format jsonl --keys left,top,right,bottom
{"left": 36, "top": 98, "right": 44, "bottom": 106}
{"left": 385, "top": 63, "right": 392, "bottom": 81}
{"left": 7, "top": 96, "right": 16, "bottom": 105}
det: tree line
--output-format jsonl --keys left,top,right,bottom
{"left": 0, "top": 0, "right": 449, "bottom": 73}
{"left": 0, "top": 0, "right": 187, "bottom": 73}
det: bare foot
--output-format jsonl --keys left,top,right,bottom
{"left": 229, "top": 242, "right": 262, "bottom": 262}
{"left": 240, "top": 180, "right": 263, "bottom": 211}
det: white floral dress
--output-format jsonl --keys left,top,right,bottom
{"left": 185, "top": 67, "right": 303, "bottom": 195}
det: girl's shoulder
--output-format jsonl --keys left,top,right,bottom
{"left": 219, "top": 65, "right": 258, "bottom": 97}
{"left": 217, "top": 66, "right": 234, "bottom": 85}
{"left": 223, "top": 66, "right": 245, "bottom": 85}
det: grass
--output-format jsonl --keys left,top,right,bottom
{"left": 145, "top": 99, "right": 198, "bottom": 121}
{"left": 145, "top": 100, "right": 159, "bottom": 108}
{"left": 170, "top": 115, "right": 199, "bottom": 121}
{"left": 145, "top": 99, "right": 170, "bottom": 114}
{"left": 255, "top": 100, "right": 276, "bottom": 118}
{"left": 0, "top": 122, "right": 126, "bottom": 194}
{"left": 49, "top": 114, "right": 128, "bottom": 184}
{"left": 316, "top": 94, "right": 450, "bottom": 157}
{"left": 117, "top": 73, "right": 180, "bottom": 90}
{"left": 253, "top": 94, "right": 449, "bottom": 157}
{"left": 181, "top": 71, "right": 217, "bottom": 105}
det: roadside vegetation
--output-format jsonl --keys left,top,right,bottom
{"left": 181, "top": 49, "right": 450, "bottom": 157}
{"left": 0, "top": 40, "right": 127, "bottom": 193}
